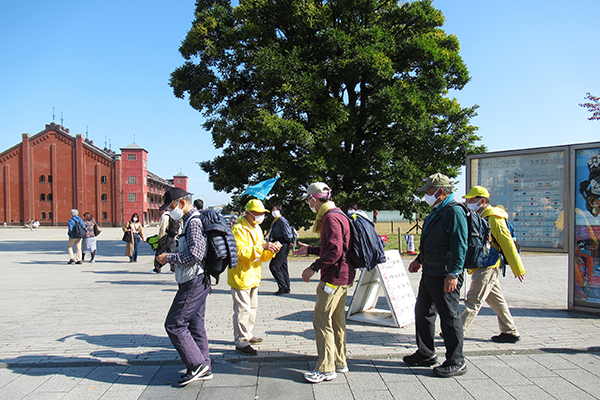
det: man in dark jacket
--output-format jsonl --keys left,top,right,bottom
{"left": 405, "top": 173, "right": 468, "bottom": 377}
{"left": 267, "top": 203, "right": 294, "bottom": 295}
{"left": 295, "top": 182, "right": 355, "bottom": 383}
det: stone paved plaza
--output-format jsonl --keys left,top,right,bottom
{"left": 1, "top": 227, "right": 599, "bottom": 399}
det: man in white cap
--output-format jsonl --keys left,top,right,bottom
{"left": 229, "top": 199, "right": 281, "bottom": 356}
{"left": 295, "top": 182, "right": 355, "bottom": 383}
{"left": 405, "top": 173, "right": 468, "bottom": 377}
{"left": 462, "top": 185, "right": 525, "bottom": 343}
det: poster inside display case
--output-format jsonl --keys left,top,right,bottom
{"left": 468, "top": 150, "right": 566, "bottom": 251}
{"left": 573, "top": 147, "right": 600, "bottom": 306}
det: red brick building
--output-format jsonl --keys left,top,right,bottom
{"left": 0, "top": 122, "right": 187, "bottom": 226}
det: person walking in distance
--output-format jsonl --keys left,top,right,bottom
{"left": 267, "top": 203, "right": 294, "bottom": 295}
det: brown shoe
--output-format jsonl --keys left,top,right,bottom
{"left": 249, "top": 337, "right": 263, "bottom": 345}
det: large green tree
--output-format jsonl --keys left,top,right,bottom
{"left": 171, "top": 0, "right": 484, "bottom": 228}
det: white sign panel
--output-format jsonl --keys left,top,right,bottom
{"left": 347, "top": 250, "right": 415, "bottom": 328}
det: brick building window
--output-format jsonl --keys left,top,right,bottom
{"left": 101, "top": 175, "right": 107, "bottom": 184}
{"left": 102, "top": 212, "right": 108, "bottom": 220}
{"left": 101, "top": 194, "right": 107, "bottom": 201}
{"left": 128, "top": 193, "right": 137, "bottom": 202}
{"left": 128, "top": 176, "right": 137, "bottom": 184}
{"left": 40, "top": 175, "right": 46, "bottom": 183}
{"left": 41, "top": 212, "right": 46, "bottom": 220}
{"left": 40, "top": 193, "right": 46, "bottom": 201}
{"left": 177, "top": 179, "right": 182, "bottom": 183}
{"left": 49, "top": 212, "right": 53, "bottom": 220}
{"left": 47, "top": 193, "right": 52, "bottom": 201}
{"left": 128, "top": 154, "right": 137, "bottom": 161}
{"left": 48, "top": 175, "right": 52, "bottom": 183}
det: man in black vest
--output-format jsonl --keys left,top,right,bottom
{"left": 404, "top": 173, "right": 469, "bottom": 377}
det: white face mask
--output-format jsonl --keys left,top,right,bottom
{"left": 272, "top": 210, "right": 281, "bottom": 219}
{"left": 170, "top": 204, "right": 184, "bottom": 221}
{"left": 466, "top": 200, "right": 483, "bottom": 212}
{"left": 253, "top": 213, "right": 265, "bottom": 224}
{"left": 423, "top": 189, "right": 440, "bottom": 207}
{"left": 132, "top": 217, "right": 138, "bottom": 222}
{"left": 309, "top": 199, "right": 317, "bottom": 213}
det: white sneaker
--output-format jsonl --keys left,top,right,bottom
{"left": 336, "top": 365, "right": 349, "bottom": 373}
{"left": 304, "top": 370, "right": 337, "bottom": 383}
{"left": 90, "top": 259, "right": 95, "bottom": 263}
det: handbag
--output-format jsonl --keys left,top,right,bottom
{"left": 93, "top": 223, "right": 101, "bottom": 237}
{"left": 122, "top": 230, "right": 132, "bottom": 243}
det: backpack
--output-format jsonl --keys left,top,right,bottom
{"left": 192, "top": 209, "right": 238, "bottom": 285}
{"left": 72, "top": 219, "right": 86, "bottom": 238}
{"left": 331, "top": 210, "right": 387, "bottom": 272}
{"left": 487, "top": 216, "right": 520, "bottom": 277}
{"left": 442, "top": 203, "right": 491, "bottom": 270}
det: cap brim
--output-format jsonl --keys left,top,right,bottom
{"left": 417, "top": 185, "right": 431, "bottom": 193}
{"left": 159, "top": 202, "right": 170, "bottom": 211}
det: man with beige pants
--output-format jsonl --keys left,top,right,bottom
{"left": 229, "top": 199, "right": 280, "bottom": 356}
{"left": 462, "top": 186, "right": 526, "bottom": 343}
{"left": 295, "top": 182, "right": 355, "bottom": 383}
{"left": 67, "top": 209, "right": 85, "bottom": 264}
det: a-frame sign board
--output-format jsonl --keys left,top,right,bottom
{"left": 346, "top": 250, "right": 416, "bottom": 328}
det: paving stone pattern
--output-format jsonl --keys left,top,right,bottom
{"left": 1, "top": 227, "right": 599, "bottom": 399}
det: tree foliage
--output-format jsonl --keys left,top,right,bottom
{"left": 580, "top": 93, "right": 600, "bottom": 121}
{"left": 171, "top": 0, "right": 484, "bottom": 228}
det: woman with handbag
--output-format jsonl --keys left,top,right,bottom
{"left": 82, "top": 212, "right": 99, "bottom": 263}
{"left": 123, "top": 213, "right": 145, "bottom": 262}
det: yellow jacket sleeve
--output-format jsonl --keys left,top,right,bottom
{"left": 488, "top": 215, "right": 526, "bottom": 277}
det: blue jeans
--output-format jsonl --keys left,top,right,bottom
{"left": 165, "top": 273, "right": 211, "bottom": 370}
{"left": 131, "top": 233, "right": 139, "bottom": 261}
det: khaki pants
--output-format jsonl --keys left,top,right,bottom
{"left": 313, "top": 281, "right": 350, "bottom": 373}
{"left": 67, "top": 238, "right": 82, "bottom": 262}
{"left": 461, "top": 267, "right": 519, "bottom": 335}
{"left": 231, "top": 287, "right": 258, "bottom": 348}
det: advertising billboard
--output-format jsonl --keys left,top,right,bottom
{"left": 467, "top": 148, "right": 568, "bottom": 252}
{"left": 572, "top": 145, "right": 600, "bottom": 308}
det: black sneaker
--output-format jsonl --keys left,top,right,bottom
{"left": 178, "top": 364, "right": 210, "bottom": 386}
{"left": 433, "top": 361, "right": 467, "bottom": 377}
{"left": 491, "top": 333, "right": 521, "bottom": 343}
{"left": 67, "top": 259, "right": 75, "bottom": 264}
{"left": 403, "top": 351, "right": 438, "bottom": 366}
{"left": 236, "top": 345, "right": 257, "bottom": 356}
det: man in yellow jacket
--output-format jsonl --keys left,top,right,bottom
{"left": 229, "top": 199, "right": 281, "bottom": 355}
{"left": 462, "top": 186, "right": 526, "bottom": 343}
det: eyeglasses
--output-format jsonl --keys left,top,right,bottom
{"left": 167, "top": 200, "right": 180, "bottom": 211}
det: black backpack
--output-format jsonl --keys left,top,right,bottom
{"left": 331, "top": 210, "right": 387, "bottom": 272}
{"left": 72, "top": 219, "right": 86, "bottom": 238}
{"left": 192, "top": 210, "right": 238, "bottom": 285}
{"left": 442, "top": 203, "right": 491, "bottom": 270}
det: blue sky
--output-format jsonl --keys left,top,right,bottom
{"left": 1, "top": 0, "right": 599, "bottom": 205}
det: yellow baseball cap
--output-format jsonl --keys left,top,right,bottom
{"left": 245, "top": 199, "right": 269, "bottom": 213}
{"left": 463, "top": 186, "right": 490, "bottom": 199}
